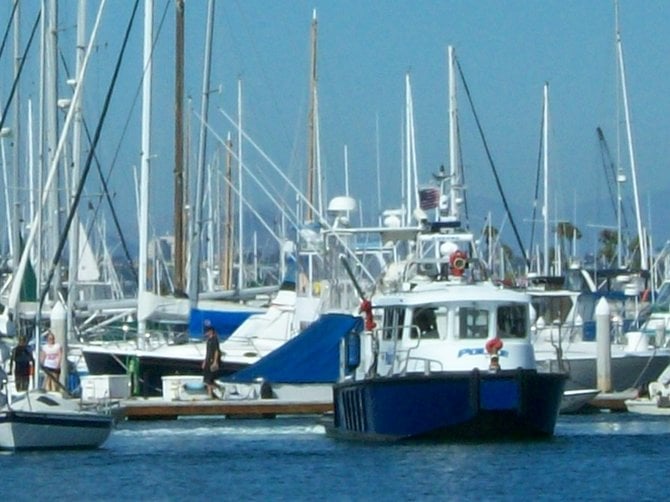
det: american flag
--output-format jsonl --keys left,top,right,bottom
{"left": 419, "top": 187, "right": 440, "bottom": 210}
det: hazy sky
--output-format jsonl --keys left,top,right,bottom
{"left": 1, "top": 0, "right": 669, "bottom": 261}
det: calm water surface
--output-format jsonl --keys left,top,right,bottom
{"left": 1, "top": 412, "right": 668, "bottom": 501}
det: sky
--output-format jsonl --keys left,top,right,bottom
{"left": 1, "top": 0, "right": 669, "bottom": 266}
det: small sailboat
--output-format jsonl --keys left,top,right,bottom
{"left": 0, "top": 369, "right": 114, "bottom": 451}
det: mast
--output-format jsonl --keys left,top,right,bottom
{"left": 138, "top": 0, "right": 153, "bottom": 339}
{"left": 46, "top": 0, "right": 59, "bottom": 302}
{"left": 66, "top": 0, "right": 86, "bottom": 352}
{"left": 174, "top": 0, "right": 185, "bottom": 294}
{"left": 404, "top": 73, "right": 418, "bottom": 225}
{"left": 615, "top": 1, "right": 647, "bottom": 270}
{"left": 237, "top": 78, "right": 244, "bottom": 290}
{"left": 223, "top": 133, "right": 233, "bottom": 290}
{"left": 447, "top": 46, "right": 459, "bottom": 219}
{"left": 306, "top": 9, "right": 317, "bottom": 222}
{"left": 542, "top": 82, "right": 549, "bottom": 276}
{"left": 187, "top": 0, "right": 215, "bottom": 302}
{"left": 11, "top": 0, "right": 20, "bottom": 270}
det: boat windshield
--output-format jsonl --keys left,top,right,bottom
{"left": 410, "top": 307, "right": 440, "bottom": 339}
{"left": 458, "top": 307, "right": 489, "bottom": 339}
{"left": 496, "top": 304, "right": 527, "bottom": 339}
{"left": 382, "top": 307, "right": 405, "bottom": 340}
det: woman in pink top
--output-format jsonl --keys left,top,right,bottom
{"left": 40, "top": 330, "right": 63, "bottom": 392}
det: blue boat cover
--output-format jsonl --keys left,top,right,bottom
{"left": 229, "top": 313, "right": 363, "bottom": 384}
{"left": 188, "top": 308, "right": 258, "bottom": 340}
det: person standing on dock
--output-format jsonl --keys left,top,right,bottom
{"left": 40, "top": 330, "right": 63, "bottom": 392}
{"left": 202, "top": 321, "right": 222, "bottom": 399}
{"left": 9, "top": 335, "right": 33, "bottom": 392}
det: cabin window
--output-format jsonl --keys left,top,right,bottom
{"left": 531, "top": 295, "right": 573, "bottom": 325}
{"left": 497, "top": 305, "right": 527, "bottom": 338}
{"left": 410, "top": 307, "right": 440, "bottom": 339}
{"left": 458, "top": 307, "right": 489, "bottom": 339}
{"left": 382, "top": 307, "right": 405, "bottom": 340}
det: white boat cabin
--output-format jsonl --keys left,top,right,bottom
{"left": 360, "top": 283, "right": 537, "bottom": 378}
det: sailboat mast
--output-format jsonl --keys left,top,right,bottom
{"left": 67, "top": 0, "right": 86, "bottom": 343}
{"left": 46, "top": 0, "right": 60, "bottom": 302}
{"left": 138, "top": 0, "right": 153, "bottom": 338}
{"left": 174, "top": 0, "right": 185, "bottom": 293}
{"left": 187, "top": 0, "right": 216, "bottom": 302}
{"left": 223, "top": 133, "right": 233, "bottom": 290}
{"left": 447, "top": 46, "right": 458, "bottom": 218}
{"left": 11, "top": 0, "right": 20, "bottom": 269}
{"left": 306, "top": 9, "right": 317, "bottom": 222}
{"left": 237, "top": 79, "right": 244, "bottom": 290}
{"left": 542, "top": 82, "right": 549, "bottom": 276}
{"left": 404, "top": 73, "right": 418, "bottom": 225}
{"left": 615, "top": 2, "right": 647, "bottom": 270}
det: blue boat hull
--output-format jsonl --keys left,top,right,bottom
{"left": 329, "top": 369, "right": 567, "bottom": 440}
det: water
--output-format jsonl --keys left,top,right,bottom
{"left": 1, "top": 412, "right": 668, "bottom": 501}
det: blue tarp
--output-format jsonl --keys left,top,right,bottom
{"left": 229, "top": 312, "right": 363, "bottom": 384}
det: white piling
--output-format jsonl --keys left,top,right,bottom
{"left": 596, "top": 297, "right": 611, "bottom": 393}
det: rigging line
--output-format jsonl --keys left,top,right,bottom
{"left": 218, "top": 107, "right": 321, "bottom": 224}
{"left": 57, "top": 50, "right": 138, "bottom": 283}
{"left": 455, "top": 58, "right": 529, "bottom": 268}
{"left": 39, "top": 0, "right": 141, "bottom": 310}
{"left": 0, "top": 10, "right": 41, "bottom": 135}
{"left": 204, "top": 110, "right": 377, "bottom": 284}
{"left": 597, "top": 126, "right": 630, "bottom": 232}
{"left": 528, "top": 97, "right": 545, "bottom": 263}
{"left": 202, "top": 115, "right": 301, "bottom": 232}
{"left": 596, "top": 127, "right": 618, "bottom": 222}
{"left": 0, "top": 0, "right": 19, "bottom": 64}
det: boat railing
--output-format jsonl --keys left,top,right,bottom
{"left": 80, "top": 396, "right": 122, "bottom": 417}
{"left": 400, "top": 355, "right": 445, "bottom": 375}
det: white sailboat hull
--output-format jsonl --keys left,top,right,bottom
{"left": 0, "top": 411, "right": 113, "bottom": 450}
{"left": 0, "top": 391, "right": 114, "bottom": 451}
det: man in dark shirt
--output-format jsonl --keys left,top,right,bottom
{"left": 201, "top": 322, "right": 222, "bottom": 399}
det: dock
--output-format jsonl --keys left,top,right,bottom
{"left": 81, "top": 374, "right": 334, "bottom": 420}
{"left": 110, "top": 398, "right": 332, "bottom": 421}
{"left": 588, "top": 389, "right": 638, "bottom": 412}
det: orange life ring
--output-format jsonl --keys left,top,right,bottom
{"left": 450, "top": 250, "right": 467, "bottom": 276}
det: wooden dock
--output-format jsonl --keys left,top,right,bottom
{"left": 588, "top": 389, "right": 638, "bottom": 412}
{"left": 111, "top": 398, "right": 333, "bottom": 421}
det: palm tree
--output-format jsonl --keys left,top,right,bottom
{"left": 555, "top": 221, "right": 582, "bottom": 262}
{"left": 598, "top": 229, "right": 618, "bottom": 267}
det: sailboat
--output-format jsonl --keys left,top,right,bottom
{"left": 528, "top": 24, "right": 670, "bottom": 394}
{"left": 0, "top": 1, "right": 115, "bottom": 451}
{"left": 0, "top": 371, "right": 113, "bottom": 451}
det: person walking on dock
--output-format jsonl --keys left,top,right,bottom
{"left": 202, "top": 321, "right": 222, "bottom": 399}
